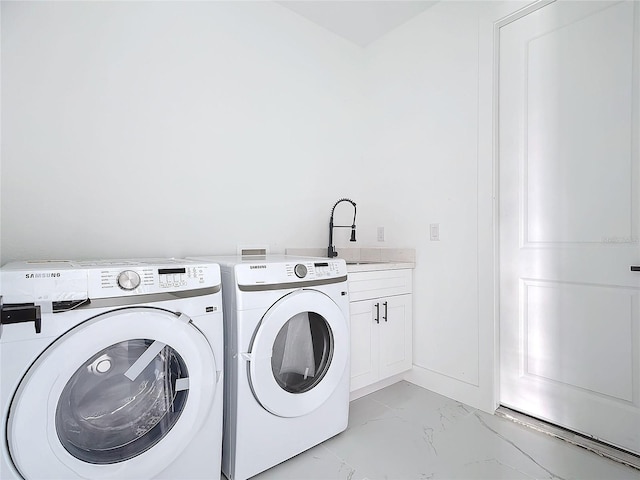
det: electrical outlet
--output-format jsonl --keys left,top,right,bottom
{"left": 430, "top": 223, "right": 440, "bottom": 241}
{"left": 377, "top": 226, "right": 385, "bottom": 242}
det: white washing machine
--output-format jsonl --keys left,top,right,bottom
{"left": 0, "top": 258, "right": 224, "bottom": 480}
{"left": 189, "top": 255, "right": 350, "bottom": 480}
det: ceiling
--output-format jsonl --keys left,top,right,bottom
{"left": 276, "top": 1, "right": 438, "bottom": 47}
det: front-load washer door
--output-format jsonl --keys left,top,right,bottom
{"left": 7, "top": 307, "right": 218, "bottom": 480}
{"left": 248, "top": 289, "right": 348, "bottom": 418}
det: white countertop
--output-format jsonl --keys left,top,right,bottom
{"left": 285, "top": 247, "right": 415, "bottom": 273}
{"left": 345, "top": 261, "right": 415, "bottom": 273}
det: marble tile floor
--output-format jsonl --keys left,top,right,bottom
{"left": 250, "top": 381, "right": 640, "bottom": 480}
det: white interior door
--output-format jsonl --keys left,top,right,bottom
{"left": 499, "top": 0, "right": 640, "bottom": 454}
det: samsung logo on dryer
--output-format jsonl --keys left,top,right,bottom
{"left": 249, "top": 265, "right": 267, "bottom": 269}
{"left": 25, "top": 272, "right": 61, "bottom": 279}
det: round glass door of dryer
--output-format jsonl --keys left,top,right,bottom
{"left": 248, "top": 289, "right": 349, "bottom": 418}
{"left": 7, "top": 307, "right": 217, "bottom": 480}
{"left": 271, "top": 312, "right": 333, "bottom": 394}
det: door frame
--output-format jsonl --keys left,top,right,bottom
{"left": 492, "top": 0, "right": 556, "bottom": 407}
{"left": 492, "top": 0, "right": 556, "bottom": 408}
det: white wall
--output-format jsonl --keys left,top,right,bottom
{"left": 364, "top": 0, "right": 528, "bottom": 411}
{"left": 2, "top": 0, "right": 531, "bottom": 412}
{"left": 1, "top": 1, "right": 365, "bottom": 262}
{"left": 363, "top": 1, "right": 484, "bottom": 409}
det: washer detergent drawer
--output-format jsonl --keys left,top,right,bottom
{"left": 0, "top": 302, "right": 42, "bottom": 333}
{"left": 7, "top": 307, "right": 217, "bottom": 480}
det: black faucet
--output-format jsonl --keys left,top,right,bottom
{"left": 328, "top": 198, "right": 357, "bottom": 258}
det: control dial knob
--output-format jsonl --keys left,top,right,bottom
{"left": 294, "top": 264, "right": 308, "bottom": 279}
{"left": 117, "top": 270, "right": 141, "bottom": 291}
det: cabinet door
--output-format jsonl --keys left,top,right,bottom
{"left": 379, "top": 294, "right": 413, "bottom": 379}
{"left": 349, "top": 299, "right": 379, "bottom": 391}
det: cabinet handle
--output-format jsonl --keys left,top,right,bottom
{"left": 374, "top": 302, "right": 380, "bottom": 324}
{"left": 383, "top": 301, "right": 388, "bottom": 322}
{"left": 632, "top": 266, "right": 640, "bottom": 272}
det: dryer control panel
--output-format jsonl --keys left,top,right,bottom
{"left": 235, "top": 258, "right": 347, "bottom": 288}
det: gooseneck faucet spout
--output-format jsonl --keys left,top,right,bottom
{"left": 328, "top": 198, "right": 357, "bottom": 258}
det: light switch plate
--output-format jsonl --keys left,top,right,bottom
{"left": 430, "top": 223, "right": 440, "bottom": 241}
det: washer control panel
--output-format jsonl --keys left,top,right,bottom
{"left": 85, "top": 261, "right": 220, "bottom": 298}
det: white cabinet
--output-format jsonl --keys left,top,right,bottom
{"left": 348, "top": 269, "right": 412, "bottom": 392}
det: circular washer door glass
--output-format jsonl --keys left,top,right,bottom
{"left": 270, "top": 312, "right": 333, "bottom": 394}
{"left": 55, "top": 339, "right": 189, "bottom": 464}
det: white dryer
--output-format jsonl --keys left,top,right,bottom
{"left": 190, "top": 255, "right": 350, "bottom": 480}
{"left": 0, "top": 258, "right": 224, "bottom": 480}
